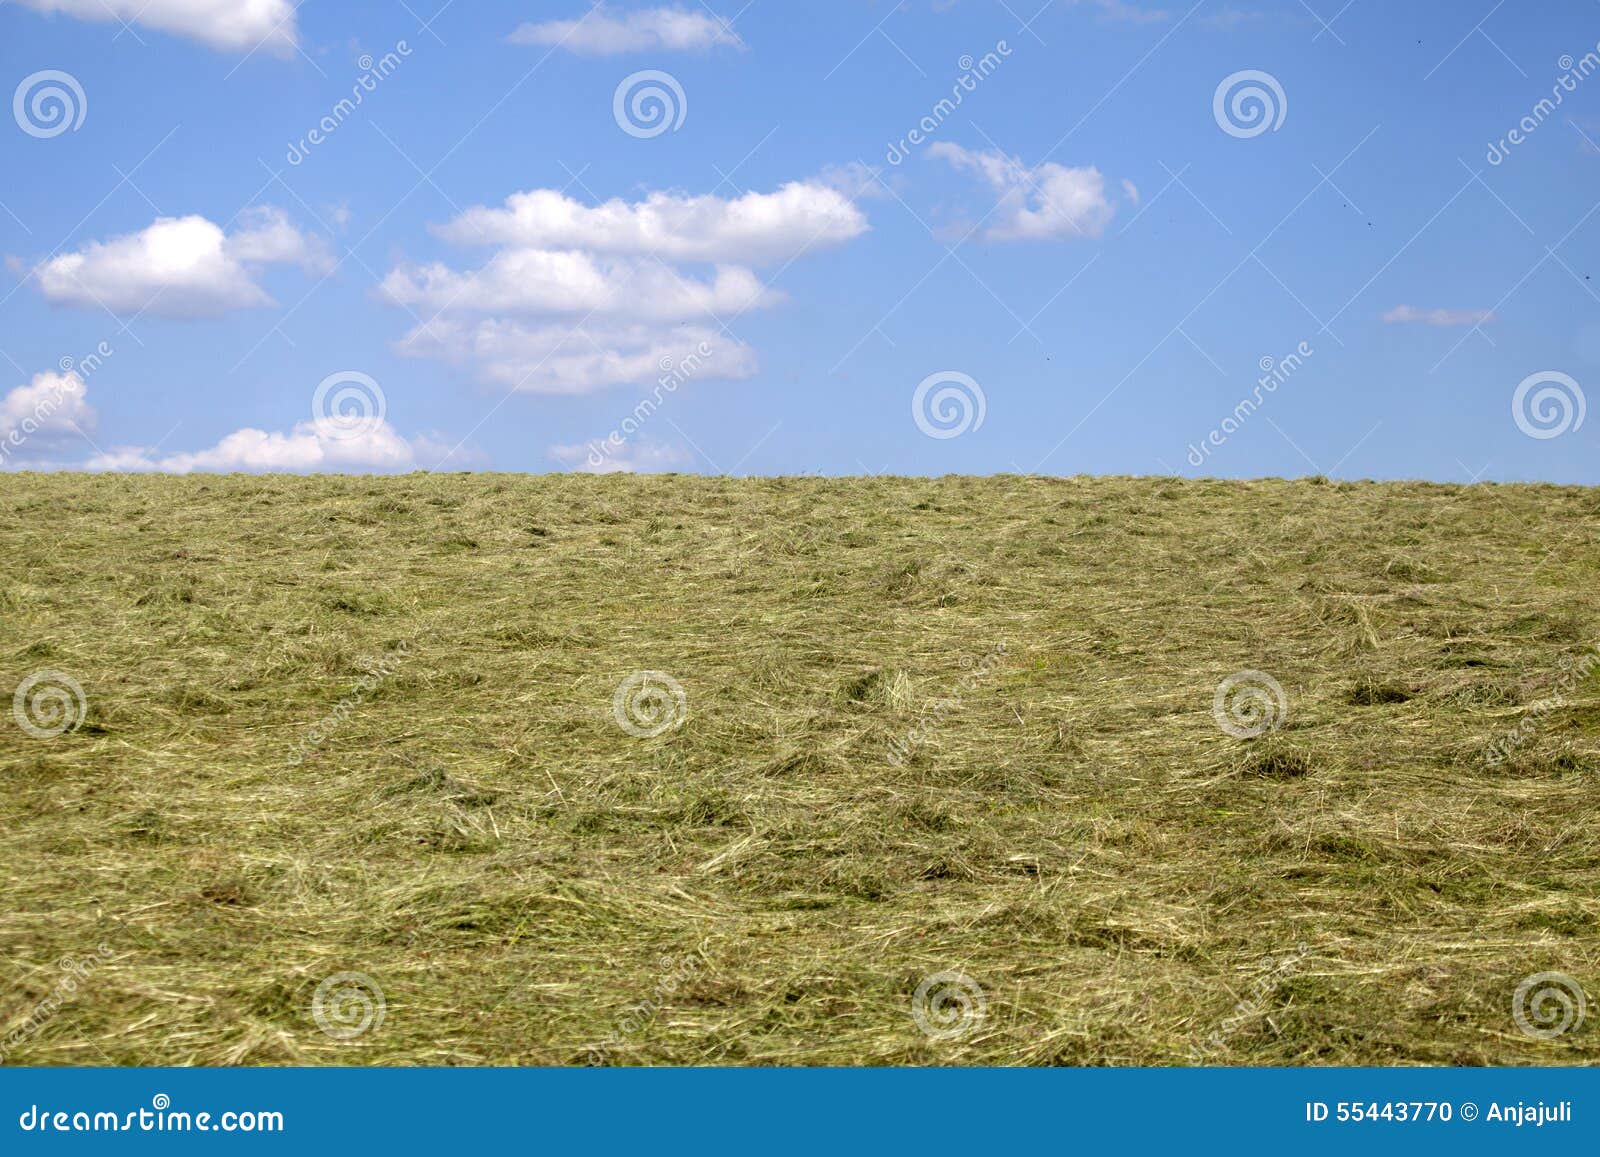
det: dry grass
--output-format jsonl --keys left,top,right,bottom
{"left": 1, "top": 472, "right": 1597, "bottom": 1066}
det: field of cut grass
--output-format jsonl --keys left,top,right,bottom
{"left": 1, "top": 473, "right": 1596, "bottom": 1066}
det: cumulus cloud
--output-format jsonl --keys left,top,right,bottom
{"left": 929, "top": 142, "right": 1129, "bottom": 241}
{"left": 548, "top": 438, "right": 690, "bottom": 474}
{"left": 399, "top": 319, "right": 755, "bottom": 394}
{"left": 381, "top": 252, "right": 772, "bottom": 320}
{"left": 17, "top": 0, "right": 299, "bottom": 53}
{"left": 433, "top": 182, "right": 866, "bottom": 264}
{"left": 91, "top": 419, "right": 422, "bottom": 473}
{"left": 0, "top": 372, "right": 95, "bottom": 464}
{"left": 34, "top": 209, "right": 329, "bottom": 318}
{"left": 508, "top": 4, "right": 743, "bottom": 55}
{"left": 385, "top": 177, "right": 868, "bottom": 393}
{"left": 1382, "top": 304, "right": 1495, "bottom": 327}
{"left": 2, "top": 373, "right": 465, "bottom": 474}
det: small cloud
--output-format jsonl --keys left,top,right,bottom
{"left": 1201, "top": 6, "right": 1265, "bottom": 27}
{"left": 929, "top": 142, "right": 1130, "bottom": 241}
{"left": 548, "top": 438, "right": 689, "bottom": 474}
{"left": 1382, "top": 304, "right": 1495, "bottom": 327}
{"left": 508, "top": 5, "right": 743, "bottom": 55}
{"left": 1077, "top": 0, "right": 1172, "bottom": 23}
{"left": 814, "top": 161, "right": 895, "bottom": 202}
{"left": 1121, "top": 177, "right": 1141, "bottom": 206}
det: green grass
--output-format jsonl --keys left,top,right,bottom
{"left": 1, "top": 472, "right": 1596, "bottom": 1065}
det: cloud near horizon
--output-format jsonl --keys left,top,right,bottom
{"left": 548, "top": 438, "right": 690, "bottom": 473}
{"left": 2, "top": 370, "right": 467, "bottom": 474}
{"left": 0, "top": 371, "right": 95, "bottom": 463}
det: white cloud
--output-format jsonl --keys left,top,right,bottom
{"left": 929, "top": 142, "right": 1127, "bottom": 241}
{"left": 385, "top": 177, "right": 867, "bottom": 392}
{"left": 1382, "top": 305, "right": 1495, "bottom": 327}
{"left": 0, "top": 372, "right": 95, "bottom": 463}
{"left": 508, "top": 4, "right": 742, "bottom": 55}
{"left": 89, "top": 420, "right": 423, "bottom": 473}
{"left": 34, "top": 210, "right": 328, "bottom": 317}
{"left": 227, "top": 206, "right": 334, "bottom": 274}
{"left": 813, "top": 161, "right": 895, "bottom": 202}
{"left": 399, "top": 319, "right": 755, "bottom": 394}
{"left": 1075, "top": 0, "right": 1171, "bottom": 23}
{"left": 2, "top": 374, "right": 463, "bottom": 474}
{"left": 17, "top": 0, "right": 298, "bottom": 53}
{"left": 434, "top": 182, "right": 867, "bottom": 264}
{"left": 548, "top": 438, "right": 689, "bottom": 473}
{"left": 380, "top": 252, "right": 772, "bottom": 320}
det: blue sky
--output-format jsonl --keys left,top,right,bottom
{"left": 1, "top": 0, "right": 1597, "bottom": 481}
